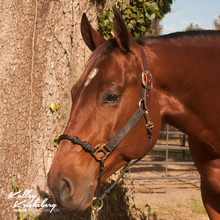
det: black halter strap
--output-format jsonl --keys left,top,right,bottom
{"left": 58, "top": 135, "right": 96, "bottom": 153}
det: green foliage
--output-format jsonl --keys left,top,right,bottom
{"left": 12, "top": 180, "right": 20, "bottom": 192}
{"left": 184, "top": 22, "right": 203, "bottom": 31}
{"left": 49, "top": 103, "right": 56, "bottom": 112}
{"left": 50, "top": 102, "right": 60, "bottom": 113}
{"left": 96, "top": 172, "right": 148, "bottom": 219}
{"left": 18, "top": 211, "right": 40, "bottom": 220}
{"left": 50, "top": 102, "right": 61, "bottom": 119}
{"left": 54, "top": 135, "right": 59, "bottom": 148}
{"left": 98, "top": 0, "right": 173, "bottom": 38}
{"left": 187, "top": 198, "right": 207, "bottom": 214}
{"left": 214, "top": 15, "right": 220, "bottom": 30}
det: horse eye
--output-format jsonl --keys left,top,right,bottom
{"left": 103, "top": 93, "right": 121, "bottom": 104}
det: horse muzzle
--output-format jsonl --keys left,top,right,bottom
{"left": 47, "top": 172, "right": 95, "bottom": 211}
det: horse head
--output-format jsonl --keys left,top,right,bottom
{"left": 48, "top": 7, "right": 161, "bottom": 211}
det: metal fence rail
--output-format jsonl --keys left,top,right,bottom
{"left": 131, "top": 124, "right": 200, "bottom": 180}
{"left": 132, "top": 176, "right": 200, "bottom": 180}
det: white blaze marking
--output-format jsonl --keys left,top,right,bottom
{"left": 84, "top": 68, "right": 98, "bottom": 87}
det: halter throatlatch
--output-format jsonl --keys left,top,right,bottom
{"left": 57, "top": 47, "right": 153, "bottom": 219}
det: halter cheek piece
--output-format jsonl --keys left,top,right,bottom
{"left": 57, "top": 47, "right": 153, "bottom": 213}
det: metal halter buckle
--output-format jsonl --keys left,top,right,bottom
{"left": 92, "top": 144, "right": 110, "bottom": 161}
{"left": 142, "top": 70, "right": 153, "bottom": 90}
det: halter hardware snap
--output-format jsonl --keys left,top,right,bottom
{"left": 144, "top": 110, "right": 154, "bottom": 129}
{"left": 138, "top": 99, "right": 154, "bottom": 129}
{"left": 92, "top": 144, "right": 110, "bottom": 161}
{"left": 91, "top": 197, "right": 103, "bottom": 220}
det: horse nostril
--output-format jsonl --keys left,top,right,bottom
{"left": 60, "top": 178, "right": 74, "bottom": 201}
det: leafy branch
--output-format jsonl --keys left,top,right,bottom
{"left": 98, "top": 0, "right": 173, "bottom": 39}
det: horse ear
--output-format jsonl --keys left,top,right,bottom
{"left": 113, "top": 6, "right": 139, "bottom": 53}
{"left": 81, "top": 13, "right": 105, "bottom": 51}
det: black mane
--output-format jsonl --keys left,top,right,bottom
{"left": 136, "top": 30, "right": 220, "bottom": 45}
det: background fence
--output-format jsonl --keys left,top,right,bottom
{"left": 131, "top": 123, "right": 200, "bottom": 180}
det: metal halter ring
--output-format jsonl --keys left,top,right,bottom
{"left": 92, "top": 144, "right": 110, "bottom": 161}
{"left": 138, "top": 99, "right": 144, "bottom": 109}
{"left": 91, "top": 197, "right": 103, "bottom": 211}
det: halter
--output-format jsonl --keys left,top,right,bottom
{"left": 57, "top": 47, "right": 153, "bottom": 218}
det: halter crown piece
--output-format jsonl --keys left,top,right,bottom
{"left": 57, "top": 47, "right": 153, "bottom": 219}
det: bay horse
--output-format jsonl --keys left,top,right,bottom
{"left": 48, "top": 7, "right": 220, "bottom": 219}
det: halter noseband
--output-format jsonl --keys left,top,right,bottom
{"left": 57, "top": 47, "right": 153, "bottom": 215}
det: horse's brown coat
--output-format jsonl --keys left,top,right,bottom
{"left": 48, "top": 8, "right": 220, "bottom": 219}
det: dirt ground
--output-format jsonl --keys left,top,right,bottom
{"left": 126, "top": 155, "right": 209, "bottom": 220}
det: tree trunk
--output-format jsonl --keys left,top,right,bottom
{"left": 0, "top": 0, "right": 98, "bottom": 218}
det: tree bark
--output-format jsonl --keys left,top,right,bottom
{"left": 0, "top": 0, "right": 98, "bottom": 218}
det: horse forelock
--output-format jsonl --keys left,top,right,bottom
{"left": 87, "top": 39, "right": 118, "bottom": 71}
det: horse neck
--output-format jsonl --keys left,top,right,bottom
{"left": 141, "top": 36, "right": 220, "bottom": 135}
